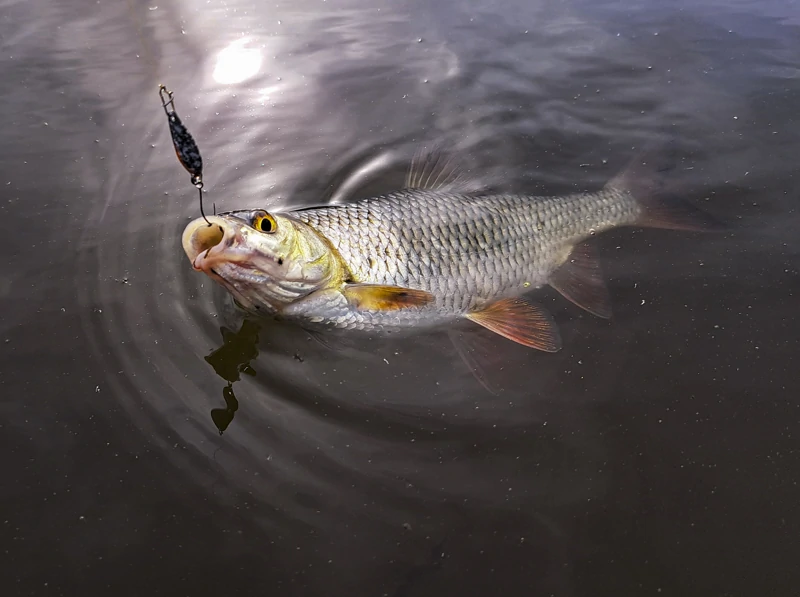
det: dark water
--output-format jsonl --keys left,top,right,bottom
{"left": 2, "top": 0, "right": 799, "bottom": 594}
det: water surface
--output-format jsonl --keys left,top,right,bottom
{"left": 2, "top": 0, "right": 799, "bottom": 595}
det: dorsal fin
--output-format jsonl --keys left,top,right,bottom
{"left": 404, "top": 143, "right": 479, "bottom": 193}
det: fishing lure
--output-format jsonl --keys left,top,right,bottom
{"left": 159, "top": 84, "right": 211, "bottom": 225}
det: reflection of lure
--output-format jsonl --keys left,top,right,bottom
{"left": 158, "top": 84, "right": 211, "bottom": 225}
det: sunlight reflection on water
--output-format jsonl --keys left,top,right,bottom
{"left": 212, "top": 37, "right": 263, "bottom": 84}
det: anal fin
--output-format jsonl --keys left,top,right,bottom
{"left": 343, "top": 283, "right": 435, "bottom": 311}
{"left": 447, "top": 329, "right": 502, "bottom": 396}
{"left": 549, "top": 242, "right": 612, "bottom": 319}
{"left": 465, "top": 297, "right": 561, "bottom": 352}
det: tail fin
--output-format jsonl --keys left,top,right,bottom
{"left": 606, "top": 152, "right": 727, "bottom": 232}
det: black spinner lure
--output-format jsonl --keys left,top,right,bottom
{"left": 158, "top": 84, "right": 212, "bottom": 225}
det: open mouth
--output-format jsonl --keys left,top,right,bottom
{"left": 182, "top": 215, "right": 272, "bottom": 288}
{"left": 181, "top": 216, "right": 241, "bottom": 273}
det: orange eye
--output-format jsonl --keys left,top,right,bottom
{"left": 253, "top": 212, "right": 277, "bottom": 233}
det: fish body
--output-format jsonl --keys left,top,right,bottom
{"left": 182, "top": 153, "right": 719, "bottom": 351}
{"left": 287, "top": 188, "right": 636, "bottom": 329}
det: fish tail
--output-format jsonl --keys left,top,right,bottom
{"left": 605, "top": 152, "right": 726, "bottom": 232}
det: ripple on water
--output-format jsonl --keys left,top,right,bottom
{"left": 70, "top": 0, "right": 752, "bottom": 543}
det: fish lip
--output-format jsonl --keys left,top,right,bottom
{"left": 183, "top": 215, "right": 250, "bottom": 273}
{"left": 190, "top": 236, "right": 275, "bottom": 284}
{"left": 183, "top": 216, "right": 230, "bottom": 260}
{"left": 192, "top": 242, "right": 252, "bottom": 274}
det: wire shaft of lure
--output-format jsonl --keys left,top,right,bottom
{"left": 159, "top": 84, "right": 211, "bottom": 225}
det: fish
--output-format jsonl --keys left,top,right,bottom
{"left": 181, "top": 149, "right": 722, "bottom": 352}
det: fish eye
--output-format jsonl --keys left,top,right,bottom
{"left": 253, "top": 212, "right": 277, "bottom": 234}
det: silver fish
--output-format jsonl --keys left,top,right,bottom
{"left": 182, "top": 151, "right": 720, "bottom": 351}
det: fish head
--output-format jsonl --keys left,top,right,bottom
{"left": 182, "top": 209, "right": 340, "bottom": 313}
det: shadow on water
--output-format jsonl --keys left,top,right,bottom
{"left": 204, "top": 319, "right": 261, "bottom": 434}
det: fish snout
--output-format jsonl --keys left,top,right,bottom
{"left": 182, "top": 216, "right": 239, "bottom": 271}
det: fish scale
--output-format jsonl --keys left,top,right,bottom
{"left": 292, "top": 187, "right": 640, "bottom": 329}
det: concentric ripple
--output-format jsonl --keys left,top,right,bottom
{"left": 71, "top": 0, "right": 749, "bottom": 557}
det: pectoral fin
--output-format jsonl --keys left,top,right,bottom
{"left": 549, "top": 242, "right": 612, "bottom": 319}
{"left": 465, "top": 298, "right": 562, "bottom": 352}
{"left": 343, "top": 284, "right": 435, "bottom": 311}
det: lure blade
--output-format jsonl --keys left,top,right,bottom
{"left": 167, "top": 111, "right": 203, "bottom": 181}
{"left": 158, "top": 84, "right": 210, "bottom": 224}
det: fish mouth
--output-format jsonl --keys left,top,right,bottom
{"left": 182, "top": 215, "right": 299, "bottom": 314}
{"left": 182, "top": 215, "right": 250, "bottom": 275}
